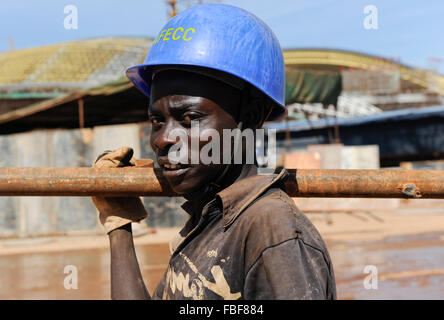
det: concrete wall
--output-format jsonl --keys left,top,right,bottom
{"left": 0, "top": 123, "right": 186, "bottom": 238}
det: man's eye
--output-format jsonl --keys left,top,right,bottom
{"left": 150, "top": 117, "right": 163, "bottom": 127}
{"left": 182, "top": 113, "right": 202, "bottom": 125}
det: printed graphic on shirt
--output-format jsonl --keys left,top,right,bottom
{"left": 207, "top": 249, "right": 218, "bottom": 257}
{"left": 162, "top": 252, "right": 241, "bottom": 300}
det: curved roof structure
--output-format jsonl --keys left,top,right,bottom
{"left": 284, "top": 49, "right": 444, "bottom": 95}
{"left": 0, "top": 37, "right": 152, "bottom": 94}
{"left": 1, "top": 42, "right": 441, "bottom": 95}
{"left": 0, "top": 42, "right": 441, "bottom": 135}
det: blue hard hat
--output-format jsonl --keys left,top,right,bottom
{"left": 126, "top": 4, "right": 286, "bottom": 121}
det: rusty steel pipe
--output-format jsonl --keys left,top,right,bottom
{"left": 1, "top": 166, "right": 444, "bottom": 199}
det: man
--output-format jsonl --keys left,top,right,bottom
{"left": 92, "top": 4, "right": 336, "bottom": 300}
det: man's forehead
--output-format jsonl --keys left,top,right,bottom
{"left": 150, "top": 70, "right": 215, "bottom": 103}
{"left": 161, "top": 96, "right": 203, "bottom": 110}
{"left": 150, "top": 69, "right": 242, "bottom": 113}
{"left": 168, "top": 96, "right": 201, "bottom": 105}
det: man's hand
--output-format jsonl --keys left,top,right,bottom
{"left": 91, "top": 147, "right": 148, "bottom": 234}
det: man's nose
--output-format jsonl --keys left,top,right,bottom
{"left": 153, "top": 121, "right": 182, "bottom": 153}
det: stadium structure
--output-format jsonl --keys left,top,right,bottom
{"left": 0, "top": 37, "right": 443, "bottom": 237}
{"left": 0, "top": 37, "right": 443, "bottom": 134}
{"left": 0, "top": 37, "right": 151, "bottom": 134}
{"left": 284, "top": 49, "right": 443, "bottom": 120}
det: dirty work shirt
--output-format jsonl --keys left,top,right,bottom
{"left": 153, "top": 169, "right": 337, "bottom": 300}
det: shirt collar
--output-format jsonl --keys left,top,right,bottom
{"left": 173, "top": 168, "right": 288, "bottom": 253}
{"left": 180, "top": 167, "right": 287, "bottom": 218}
{"left": 217, "top": 168, "right": 288, "bottom": 228}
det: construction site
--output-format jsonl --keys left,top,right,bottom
{"left": 0, "top": 1, "right": 444, "bottom": 300}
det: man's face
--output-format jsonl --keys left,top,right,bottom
{"left": 148, "top": 70, "right": 241, "bottom": 195}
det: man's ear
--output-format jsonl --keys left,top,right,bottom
{"left": 241, "top": 99, "right": 261, "bottom": 129}
{"left": 241, "top": 98, "right": 272, "bottom": 129}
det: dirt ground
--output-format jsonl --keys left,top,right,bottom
{"left": 1, "top": 200, "right": 444, "bottom": 299}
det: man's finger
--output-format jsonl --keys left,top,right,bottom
{"left": 94, "top": 147, "right": 135, "bottom": 168}
{"left": 105, "top": 147, "right": 134, "bottom": 163}
{"left": 94, "top": 150, "right": 112, "bottom": 164}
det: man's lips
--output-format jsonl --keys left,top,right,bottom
{"left": 162, "top": 163, "right": 190, "bottom": 171}
{"left": 158, "top": 158, "right": 191, "bottom": 177}
{"left": 161, "top": 165, "right": 191, "bottom": 179}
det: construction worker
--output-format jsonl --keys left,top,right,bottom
{"left": 92, "top": 4, "right": 336, "bottom": 300}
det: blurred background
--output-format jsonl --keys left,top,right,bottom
{"left": 0, "top": 0, "right": 444, "bottom": 299}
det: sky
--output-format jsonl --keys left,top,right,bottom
{"left": 1, "top": 0, "right": 443, "bottom": 73}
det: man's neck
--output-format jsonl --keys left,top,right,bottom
{"left": 184, "top": 164, "right": 258, "bottom": 219}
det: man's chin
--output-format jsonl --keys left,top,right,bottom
{"left": 170, "top": 183, "right": 200, "bottom": 196}
{"left": 165, "top": 174, "right": 198, "bottom": 195}
{"left": 165, "top": 164, "right": 223, "bottom": 196}
{"left": 168, "top": 176, "right": 210, "bottom": 197}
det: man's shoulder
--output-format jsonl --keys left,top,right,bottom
{"left": 236, "top": 186, "right": 329, "bottom": 256}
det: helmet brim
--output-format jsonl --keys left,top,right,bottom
{"left": 126, "top": 64, "right": 285, "bottom": 122}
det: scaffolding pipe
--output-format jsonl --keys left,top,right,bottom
{"left": 0, "top": 166, "right": 443, "bottom": 199}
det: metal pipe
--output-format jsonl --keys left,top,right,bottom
{"left": 1, "top": 166, "right": 443, "bottom": 198}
